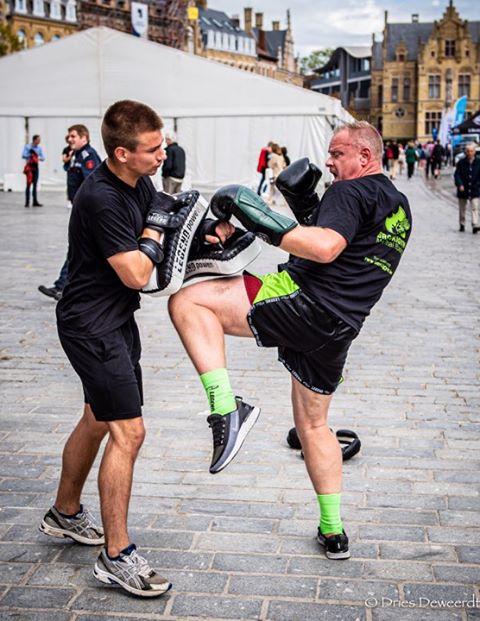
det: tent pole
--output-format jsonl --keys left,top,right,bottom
{"left": 25, "top": 117, "right": 29, "bottom": 143}
{"left": 173, "top": 117, "right": 178, "bottom": 133}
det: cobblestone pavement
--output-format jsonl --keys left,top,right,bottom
{"left": 0, "top": 173, "right": 479, "bottom": 621}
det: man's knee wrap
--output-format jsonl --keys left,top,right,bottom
{"left": 141, "top": 192, "right": 207, "bottom": 296}
{"left": 181, "top": 228, "right": 262, "bottom": 288}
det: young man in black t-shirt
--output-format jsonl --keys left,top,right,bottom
{"left": 169, "top": 121, "right": 412, "bottom": 560}
{"left": 39, "top": 100, "right": 233, "bottom": 597}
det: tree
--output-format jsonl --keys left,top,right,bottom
{"left": 0, "top": 22, "right": 23, "bottom": 57}
{"left": 300, "top": 48, "right": 335, "bottom": 75}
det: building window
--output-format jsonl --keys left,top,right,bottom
{"left": 34, "top": 32, "right": 44, "bottom": 46}
{"left": 465, "top": 49, "right": 470, "bottom": 58}
{"left": 431, "top": 51, "right": 435, "bottom": 58}
{"left": 17, "top": 29, "right": 26, "bottom": 45}
{"left": 391, "top": 78, "right": 398, "bottom": 103}
{"left": 428, "top": 75, "right": 441, "bottom": 99}
{"left": 445, "top": 39, "right": 456, "bottom": 57}
{"left": 33, "top": 0, "right": 45, "bottom": 17}
{"left": 15, "top": 0, "right": 27, "bottom": 12}
{"left": 403, "top": 77, "right": 410, "bottom": 101}
{"left": 425, "top": 111, "right": 442, "bottom": 136}
{"left": 52, "top": 34, "right": 60, "bottom": 41}
{"left": 397, "top": 53, "right": 405, "bottom": 62}
{"left": 50, "top": 0, "right": 61, "bottom": 19}
{"left": 459, "top": 74, "right": 471, "bottom": 98}
{"left": 378, "top": 84, "right": 383, "bottom": 105}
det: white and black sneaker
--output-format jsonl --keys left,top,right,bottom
{"left": 40, "top": 505, "right": 104, "bottom": 545}
{"left": 207, "top": 397, "right": 260, "bottom": 474}
{"left": 94, "top": 544, "right": 172, "bottom": 597}
{"left": 317, "top": 528, "right": 350, "bottom": 560}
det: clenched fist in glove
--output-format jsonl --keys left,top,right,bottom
{"left": 209, "top": 185, "right": 297, "bottom": 246}
{"left": 276, "top": 158, "right": 322, "bottom": 225}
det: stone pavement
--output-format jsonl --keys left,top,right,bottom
{"left": 0, "top": 174, "right": 479, "bottom": 621}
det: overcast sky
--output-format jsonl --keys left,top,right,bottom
{"left": 211, "top": 0, "right": 478, "bottom": 57}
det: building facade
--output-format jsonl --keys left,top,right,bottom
{"left": 371, "top": 1, "right": 480, "bottom": 142}
{"left": 309, "top": 46, "right": 371, "bottom": 119}
{"left": 189, "top": 2, "right": 301, "bottom": 86}
{"left": 4, "top": 0, "right": 78, "bottom": 48}
{"left": 78, "top": 0, "right": 185, "bottom": 49}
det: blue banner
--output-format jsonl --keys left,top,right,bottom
{"left": 453, "top": 96, "right": 468, "bottom": 127}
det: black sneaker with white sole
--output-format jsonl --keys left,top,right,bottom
{"left": 207, "top": 397, "right": 260, "bottom": 474}
{"left": 317, "top": 528, "right": 350, "bottom": 560}
{"left": 94, "top": 543, "right": 172, "bottom": 597}
{"left": 39, "top": 504, "right": 104, "bottom": 545}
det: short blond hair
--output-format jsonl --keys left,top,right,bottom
{"left": 334, "top": 121, "right": 383, "bottom": 161}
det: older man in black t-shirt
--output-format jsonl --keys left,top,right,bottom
{"left": 169, "top": 121, "right": 412, "bottom": 560}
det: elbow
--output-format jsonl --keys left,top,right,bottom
{"left": 313, "top": 245, "right": 339, "bottom": 263}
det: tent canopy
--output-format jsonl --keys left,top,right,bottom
{"left": 0, "top": 27, "right": 351, "bottom": 190}
{"left": 451, "top": 111, "right": 480, "bottom": 135}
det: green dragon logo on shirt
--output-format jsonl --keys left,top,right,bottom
{"left": 376, "top": 204, "right": 411, "bottom": 253}
{"left": 385, "top": 206, "right": 411, "bottom": 238}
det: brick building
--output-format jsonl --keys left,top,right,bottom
{"left": 370, "top": 1, "right": 480, "bottom": 142}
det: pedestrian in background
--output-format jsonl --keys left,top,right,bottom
{"left": 405, "top": 142, "right": 418, "bottom": 179}
{"left": 38, "top": 124, "right": 101, "bottom": 301}
{"left": 161, "top": 132, "right": 185, "bottom": 194}
{"left": 454, "top": 143, "right": 480, "bottom": 234}
{"left": 431, "top": 140, "right": 444, "bottom": 180}
{"left": 22, "top": 134, "right": 45, "bottom": 207}
{"left": 256, "top": 141, "right": 273, "bottom": 195}
{"left": 265, "top": 143, "right": 286, "bottom": 206}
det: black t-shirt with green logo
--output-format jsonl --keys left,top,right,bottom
{"left": 56, "top": 161, "right": 156, "bottom": 338}
{"left": 285, "top": 174, "right": 412, "bottom": 332}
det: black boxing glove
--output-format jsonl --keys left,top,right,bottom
{"left": 276, "top": 158, "right": 322, "bottom": 225}
{"left": 209, "top": 185, "right": 297, "bottom": 246}
{"left": 145, "top": 190, "right": 199, "bottom": 233}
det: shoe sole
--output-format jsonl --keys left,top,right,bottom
{"left": 39, "top": 519, "right": 105, "bottom": 546}
{"left": 210, "top": 405, "right": 261, "bottom": 474}
{"left": 317, "top": 535, "right": 351, "bottom": 560}
{"left": 93, "top": 563, "right": 172, "bottom": 597}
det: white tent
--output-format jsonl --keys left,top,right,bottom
{"left": 0, "top": 27, "right": 351, "bottom": 192}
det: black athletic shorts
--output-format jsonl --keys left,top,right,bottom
{"left": 58, "top": 317, "right": 143, "bottom": 421}
{"left": 244, "top": 271, "right": 358, "bottom": 395}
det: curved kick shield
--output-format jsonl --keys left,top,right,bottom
{"left": 141, "top": 192, "right": 207, "bottom": 297}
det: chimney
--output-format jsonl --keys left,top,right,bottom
{"left": 384, "top": 10, "right": 388, "bottom": 26}
{"left": 231, "top": 14, "right": 240, "bottom": 28}
{"left": 411, "top": 13, "right": 419, "bottom": 23}
{"left": 244, "top": 7, "right": 252, "bottom": 33}
{"left": 255, "top": 11, "right": 263, "bottom": 30}
{"left": 272, "top": 20, "right": 280, "bottom": 31}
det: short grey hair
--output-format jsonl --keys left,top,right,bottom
{"left": 334, "top": 121, "right": 383, "bottom": 161}
{"left": 165, "top": 131, "right": 176, "bottom": 142}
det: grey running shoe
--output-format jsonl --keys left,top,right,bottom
{"left": 94, "top": 544, "right": 172, "bottom": 597}
{"left": 317, "top": 528, "right": 350, "bottom": 560}
{"left": 207, "top": 397, "right": 260, "bottom": 474}
{"left": 39, "top": 505, "right": 104, "bottom": 545}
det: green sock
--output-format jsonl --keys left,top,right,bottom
{"left": 317, "top": 493, "right": 343, "bottom": 534}
{"left": 200, "top": 368, "right": 236, "bottom": 416}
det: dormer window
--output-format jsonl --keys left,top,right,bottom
{"left": 50, "top": 0, "right": 61, "bottom": 19}
{"left": 33, "top": 0, "right": 45, "bottom": 17}
{"left": 398, "top": 53, "right": 405, "bottom": 62}
{"left": 15, "top": 0, "right": 27, "bottom": 13}
{"left": 445, "top": 39, "right": 455, "bottom": 57}
{"left": 65, "top": 0, "right": 76, "bottom": 22}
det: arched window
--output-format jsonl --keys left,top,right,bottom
{"left": 17, "top": 29, "right": 26, "bottom": 46}
{"left": 34, "top": 31, "right": 45, "bottom": 46}
{"left": 52, "top": 34, "right": 61, "bottom": 41}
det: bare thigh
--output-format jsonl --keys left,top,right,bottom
{"left": 169, "top": 276, "right": 254, "bottom": 338}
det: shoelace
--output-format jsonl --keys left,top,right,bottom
{"left": 128, "top": 550, "right": 154, "bottom": 578}
{"left": 207, "top": 415, "right": 226, "bottom": 446}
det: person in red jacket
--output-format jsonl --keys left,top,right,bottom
{"left": 256, "top": 142, "right": 272, "bottom": 195}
